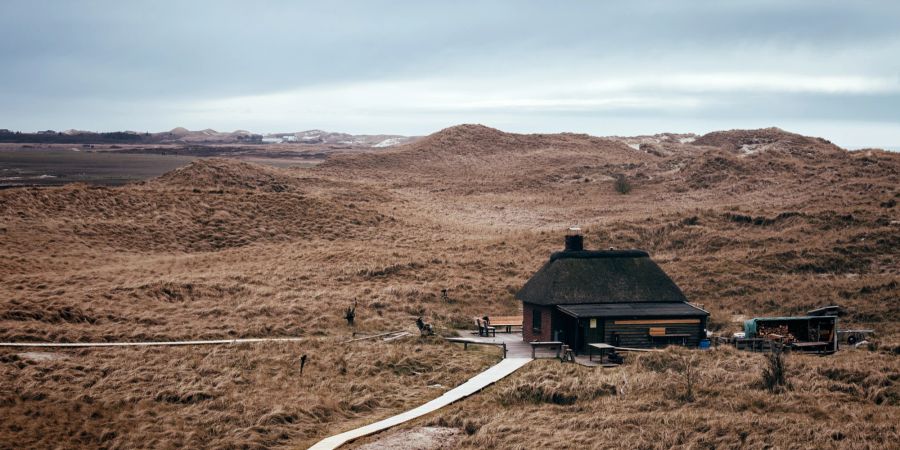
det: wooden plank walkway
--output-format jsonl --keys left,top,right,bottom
{"left": 308, "top": 333, "right": 533, "bottom": 450}
{"left": 0, "top": 337, "right": 305, "bottom": 348}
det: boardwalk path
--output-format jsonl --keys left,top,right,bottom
{"left": 308, "top": 333, "right": 533, "bottom": 450}
{"left": 0, "top": 337, "right": 306, "bottom": 348}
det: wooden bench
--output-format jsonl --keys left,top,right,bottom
{"left": 529, "top": 341, "right": 563, "bottom": 359}
{"left": 488, "top": 315, "right": 522, "bottom": 333}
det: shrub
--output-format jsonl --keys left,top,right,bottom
{"left": 635, "top": 348, "right": 698, "bottom": 402}
{"left": 762, "top": 349, "right": 789, "bottom": 393}
{"left": 613, "top": 174, "right": 632, "bottom": 194}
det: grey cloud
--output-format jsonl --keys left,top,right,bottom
{"left": 0, "top": 0, "right": 898, "bottom": 146}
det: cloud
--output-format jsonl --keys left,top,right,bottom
{"left": 0, "top": 0, "right": 898, "bottom": 146}
{"left": 587, "top": 73, "right": 900, "bottom": 95}
{"left": 180, "top": 71, "right": 897, "bottom": 122}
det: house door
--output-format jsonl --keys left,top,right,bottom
{"left": 554, "top": 313, "right": 579, "bottom": 349}
{"left": 583, "top": 318, "right": 604, "bottom": 350}
{"left": 576, "top": 321, "right": 585, "bottom": 353}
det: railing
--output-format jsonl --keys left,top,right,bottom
{"left": 444, "top": 337, "right": 508, "bottom": 358}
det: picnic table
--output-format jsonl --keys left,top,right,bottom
{"left": 587, "top": 343, "right": 615, "bottom": 361}
{"left": 488, "top": 315, "right": 522, "bottom": 333}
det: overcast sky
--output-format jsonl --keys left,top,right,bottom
{"left": 2, "top": 1, "right": 899, "bottom": 147}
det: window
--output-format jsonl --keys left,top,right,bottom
{"left": 532, "top": 309, "right": 542, "bottom": 331}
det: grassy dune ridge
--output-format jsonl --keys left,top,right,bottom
{"left": 1, "top": 125, "right": 898, "bottom": 448}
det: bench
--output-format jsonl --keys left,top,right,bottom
{"left": 487, "top": 315, "right": 522, "bottom": 333}
{"left": 529, "top": 341, "right": 563, "bottom": 359}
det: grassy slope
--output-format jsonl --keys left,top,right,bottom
{"left": 388, "top": 348, "right": 899, "bottom": 449}
{"left": 1, "top": 126, "right": 898, "bottom": 448}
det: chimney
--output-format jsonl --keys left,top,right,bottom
{"left": 564, "top": 227, "right": 583, "bottom": 251}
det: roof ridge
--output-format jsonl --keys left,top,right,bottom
{"left": 549, "top": 249, "right": 649, "bottom": 261}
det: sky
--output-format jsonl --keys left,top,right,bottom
{"left": 1, "top": 0, "right": 899, "bottom": 148}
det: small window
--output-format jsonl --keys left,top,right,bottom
{"left": 532, "top": 309, "right": 542, "bottom": 331}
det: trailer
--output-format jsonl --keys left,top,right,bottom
{"left": 836, "top": 329, "right": 874, "bottom": 346}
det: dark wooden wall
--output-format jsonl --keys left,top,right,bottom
{"left": 602, "top": 317, "right": 707, "bottom": 348}
{"left": 525, "top": 302, "right": 709, "bottom": 348}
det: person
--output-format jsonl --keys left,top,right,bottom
{"left": 344, "top": 300, "right": 357, "bottom": 326}
{"left": 416, "top": 317, "right": 434, "bottom": 336}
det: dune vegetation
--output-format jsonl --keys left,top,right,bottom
{"left": 1, "top": 125, "right": 898, "bottom": 448}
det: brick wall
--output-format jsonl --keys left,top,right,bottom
{"left": 522, "top": 302, "right": 552, "bottom": 342}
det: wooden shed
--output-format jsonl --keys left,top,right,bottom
{"left": 743, "top": 316, "right": 838, "bottom": 353}
{"left": 516, "top": 234, "right": 709, "bottom": 351}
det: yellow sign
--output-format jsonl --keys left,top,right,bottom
{"left": 590, "top": 318, "right": 597, "bottom": 328}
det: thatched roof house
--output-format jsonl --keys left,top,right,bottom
{"left": 517, "top": 234, "right": 708, "bottom": 350}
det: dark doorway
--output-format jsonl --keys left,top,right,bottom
{"left": 555, "top": 312, "right": 579, "bottom": 350}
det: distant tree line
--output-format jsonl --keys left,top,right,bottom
{"left": 0, "top": 129, "right": 264, "bottom": 144}
{"left": 0, "top": 129, "right": 147, "bottom": 144}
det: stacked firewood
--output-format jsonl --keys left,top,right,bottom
{"left": 758, "top": 324, "right": 796, "bottom": 342}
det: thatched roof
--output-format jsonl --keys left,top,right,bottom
{"left": 516, "top": 249, "right": 688, "bottom": 306}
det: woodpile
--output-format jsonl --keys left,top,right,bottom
{"left": 758, "top": 324, "right": 796, "bottom": 342}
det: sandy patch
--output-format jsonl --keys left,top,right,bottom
{"left": 356, "top": 426, "right": 462, "bottom": 450}
{"left": 17, "top": 352, "right": 68, "bottom": 362}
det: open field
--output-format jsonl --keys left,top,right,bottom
{"left": 1, "top": 125, "right": 898, "bottom": 448}
{"left": 0, "top": 148, "right": 197, "bottom": 188}
{"left": 0, "top": 146, "right": 327, "bottom": 188}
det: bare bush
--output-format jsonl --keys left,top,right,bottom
{"left": 614, "top": 174, "right": 632, "bottom": 194}
{"left": 635, "top": 348, "right": 699, "bottom": 402}
{"left": 762, "top": 349, "right": 789, "bottom": 393}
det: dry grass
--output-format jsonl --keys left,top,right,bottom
{"left": 1, "top": 125, "right": 898, "bottom": 448}
{"left": 0, "top": 339, "right": 499, "bottom": 449}
{"left": 404, "top": 347, "right": 900, "bottom": 449}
